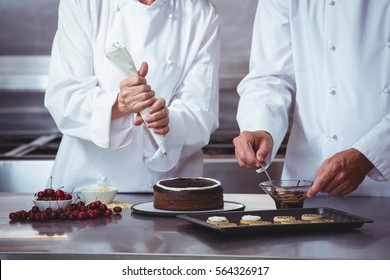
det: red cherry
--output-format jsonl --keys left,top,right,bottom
{"left": 99, "top": 204, "right": 108, "bottom": 212}
{"left": 37, "top": 191, "right": 45, "bottom": 199}
{"left": 41, "top": 212, "right": 49, "bottom": 221}
{"left": 87, "top": 210, "right": 95, "bottom": 219}
{"left": 35, "top": 213, "right": 44, "bottom": 222}
{"left": 88, "top": 202, "right": 96, "bottom": 209}
{"left": 94, "top": 209, "right": 101, "bottom": 217}
{"left": 50, "top": 211, "right": 59, "bottom": 220}
{"left": 59, "top": 212, "right": 69, "bottom": 220}
{"left": 77, "top": 201, "right": 85, "bottom": 208}
{"left": 94, "top": 201, "right": 102, "bottom": 208}
{"left": 78, "top": 212, "right": 87, "bottom": 220}
{"left": 69, "top": 213, "right": 78, "bottom": 220}
{"left": 9, "top": 212, "right": 19, "bottom": 221}
{"left": 104, "top": 209, "right": 113, "bottom": 217}
{"left": 44, "top": 188, "right": 55, "bottom": 196}
{"left": 113, "top": 206, "right": 122, "bottom": 213}
{"left": 28, "top": 212, "right": 36, "bottom": 221}
{"left": 31, "top": 206, "right": 40, "bottom": 213}
{"left": 55, "top": 189, "right": 65, "bottom": 199}
{"left": 17, "top": 211, "right": 28, "bottom": 221}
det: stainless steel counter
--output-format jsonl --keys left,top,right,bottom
{"left": 0, "top": 193, "right": 389, "bottom": 260}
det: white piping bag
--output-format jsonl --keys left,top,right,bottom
{"left": 104, "top": 42, "right": 167, "bottom": 156}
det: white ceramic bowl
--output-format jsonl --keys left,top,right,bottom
{"left": 33, "top": 199, "right": 72, "bottom": 211}
{"left": 80, "top": 186, "right": 118, "bottom": 204}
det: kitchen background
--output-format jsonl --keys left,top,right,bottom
{"left": 0, "top": 0, "right": 286, "bottom": 193}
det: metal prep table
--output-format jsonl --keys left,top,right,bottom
{"left": 0, "top": 193, "right": 389, "bottom": 260}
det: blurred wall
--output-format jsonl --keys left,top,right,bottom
{"left": 0, "top": 0, "right": 60, "bottom": 55}
{"left": 0, "top": 0, "right": 258, "bottom": 65}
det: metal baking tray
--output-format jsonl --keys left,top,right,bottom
{"left": 177, "top": 207, "right": 374, "bottom": 234}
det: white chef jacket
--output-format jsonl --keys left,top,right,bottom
{"left": 45, "top": 0, "right": 220, "bottom": 192}
{"left": 237, "top": 0, "right": 390, "bottom": 196}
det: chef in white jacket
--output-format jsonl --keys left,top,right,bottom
{"left": 234, "top": 0, "right": 390, "bottom": 197}
{"left": 45, "top": 0, "right": 220, "bottom": 192}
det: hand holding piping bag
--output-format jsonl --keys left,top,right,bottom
{"left": 104, "top": 42, "right": 167, "bottom": 156}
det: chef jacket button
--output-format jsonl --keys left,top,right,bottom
{"left": 329, "top": 44, "right": 336, "bottom": 51}
{"left": 166, "top": 59, "right": 174, "bottom": 65}
{"left": 384, "top": 87, "right": 390, "bottom": 95}
{"left": 168, "top": 13, "right": 174, "bottom": 19}
{"left": 329, "top": 89, "right": 336, "bottom": 95}
{"left": 329, "top": 0, "right": 336, "bottom": 6}
{"left": 115, "top": 6, "right": 120, "bottom": 12}
{"left": 327, "top": 133, "right": 338, "bottom": 140}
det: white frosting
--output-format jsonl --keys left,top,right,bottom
{"left": 207, "top": 216, "right": 228, "bottom": 222}
{"left": 156, "top": 177, "right": 221, "bottom": 192}
{"left": 241, "top": 215, "right": 261, "bottom": 221}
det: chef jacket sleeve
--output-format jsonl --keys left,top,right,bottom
{"left": 236, "top": 0, "right": 295, "bottom": 165}
{"left": 353, "top": 115, "right": 390, "bottom": 181}
{"left": 44, "top": 0, "right": 134, "bottom": 149}
{"left": 144, "top": 4, "right": 220, "bottom": 172}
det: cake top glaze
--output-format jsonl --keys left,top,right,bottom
{"left": 156, "top": 177, "right": 221, "bottom": 192}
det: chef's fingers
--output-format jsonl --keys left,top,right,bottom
{"left": 254, "top": 133, "right": 273, "bottom": 165}
{"left": 144, "top": 98, "right": 168, "bottom": 120}
{"left": 120, "top": 75, "right": 148, "bottom": 88}
{"left": 307, "top": 165, "right": 336, "bottom": 197}
{"left": 309, "top": 163, "right": 352, "bottom": 197}
{"left": 327, "top": 182, "right": 354, "bottom": 196}
{"left": 143, "top": 108, "right": 170, "bottom": 134}
{"left": 120, "top": 84, "right": 152, "bottom": 100}
{"left": 325, "top": 170, "right": 358, "bottom": 196}
{"left": 309, "top": 148, "right": 372, "bottom": 197}
{"left": 146, "top": 107, "right": 169, "bottom": 123}
{"left": 130, "top": 95, "right": 156, "bottom": 114}
{"left": 133, "top": 114, "right": 144, "bottom": 126}
{"left": 235, "top": 157, "right": 257, "bottom": 170}
{"left": 138, "top": 62, "right": 148, "bottom": 78}
{"left": 147, "top": 98, "right": 167, "bottom": 115}
{"left": 233, "top": 132, "right": 260, "bottom": 170}
{"left": 152, "top": 123, "right": 170, "bottom": 135}
{"left": 119, "top": 89, "right": 155, "bottom": 112}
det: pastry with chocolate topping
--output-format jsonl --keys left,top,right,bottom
{"left": 153, "top": 177, "right": 223, "bottom": 211}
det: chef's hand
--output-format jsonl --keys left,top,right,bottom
{"left": 112, "top": 62, "right": 169, "bottom": 134}
{"left": 111, "top": 62, "right": 154, "bottom": 119}
{"left": 233, "top": 130, "right": 273, "bottom": 170}
{"left": 307, "top": 148, "right": 374, "bottom": 197}
{"left": 140, "top": 97, "right": 170, "bottom": 135}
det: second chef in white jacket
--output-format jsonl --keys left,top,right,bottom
{"left": 234, "top": 0, "right": 390, "bottom": 197}
{"left": 45, "top": 0, "right": 220, "bottom": 192}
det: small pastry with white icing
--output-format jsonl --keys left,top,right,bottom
{"left": 206, "top": 216, "right": 229, "bottom": 225}
{"left": 240, "top": 215, "right": 262, "bottom": 225}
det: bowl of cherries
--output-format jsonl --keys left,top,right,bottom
{"left": 33, "top": 187, "right": 73, "bottom": 211}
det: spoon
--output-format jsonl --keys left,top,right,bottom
{"left": 256, "top": 163, "right": 273, "bottom": 184}
{"left": 247, "top": 142, "right": 273, "bottom": 184}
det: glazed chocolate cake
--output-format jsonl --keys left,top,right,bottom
{"left": 153, "top": 177, "right": 224, "bottom": 211}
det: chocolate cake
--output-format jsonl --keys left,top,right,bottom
{"left": 153, "top": 177, "right": 224, "bottom": 211}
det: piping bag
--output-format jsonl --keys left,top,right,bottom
{"left": 104, "top": 42, "right": 167, "bottom": 156}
